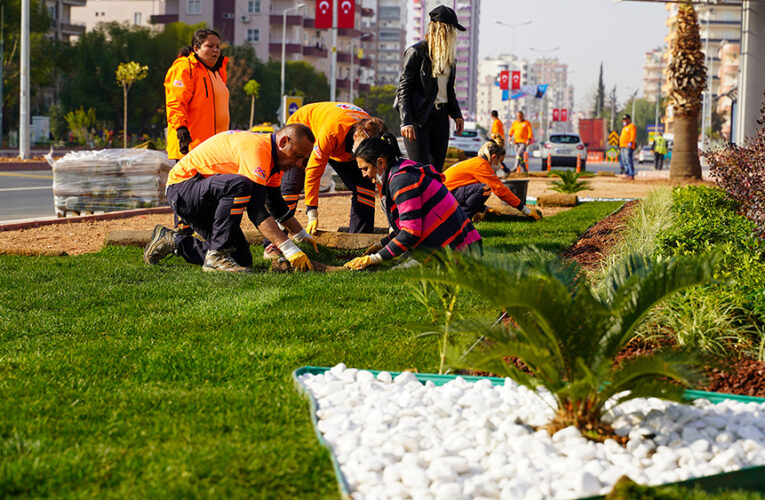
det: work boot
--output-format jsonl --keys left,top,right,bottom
{"left": 143, "top": 225, "right": 177, "bottom": 265}
{"left": 262, "top": 243, "right": 282, "bottom": 260}
{"left": 203, "top": 249, "right": 251, "bottom": 273}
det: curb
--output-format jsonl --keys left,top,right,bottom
{"left": 0, "top": 161, "right": 51, "bottom": 172}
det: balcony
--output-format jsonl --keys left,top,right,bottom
{"left": 361, "top": 8, "right": 374, "bottom": 17}
{"left": 338, "top": 28, "right": 362, "bottom": 37}
{"left": 270, "top": 14, "right": 304, "bottom": 26}
{"left": 303, "top": 45, "right": 328, "bottom": 57}
{"left": 60, "top": 22, "right": 86, "bottom": 36}
{"left": 269, "top": 43, "right": 303, "bottom": 55}
{"left": 336, "top": 79, "right": 350, "bottom": 90}
{"left": 150, "top": 14, "right": 179, "bottom": 24}
{"left": 360, "top": 57, "right": 373, "bottom": 68}
{"left": 337, "top": 52, "right": 351, "bottom": 63}
{"left": 358, "top": 83, "right": 371, "bottom": 93}
{"left": 62, "top": 0, "right": 86, "bottom": 5}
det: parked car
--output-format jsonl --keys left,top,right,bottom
{"left": 448, "top": 128, "right": 485, "bottom": 157}
{"left": 541, "top": 133, "right": 587, "bottom": 170}
{"left": 637, "top": 145, "right": 655, "bottom": 164}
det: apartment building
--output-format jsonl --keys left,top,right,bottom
{"left": 641, "top": 47, "right": 664, "bottom": 103}
{"left": 71, "top": 0, "right": 162, "bottom": 32}
{"left": 44, "top": 0, "right": 87, "bottom": 41}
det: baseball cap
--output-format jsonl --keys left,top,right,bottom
{"left": 429, "top": 6, "right": 467, "bottom": 31}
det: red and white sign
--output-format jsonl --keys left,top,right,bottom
{"left": 315, "top": 0, "right": 332, "bottom": 29}
{"left": 511, "top": 71, "right": 521, "bottom": 90}
{"left": 338, "top": 0, "right": 355, "bottom": 29}
{"left": 552, "top": 108, "right": 560, "bottom": 122}
{"left": 499, "top": 70, "right": 509, "bottom": 90}
{"left": 561, "top": 109, "right": 568, "bottom": 122}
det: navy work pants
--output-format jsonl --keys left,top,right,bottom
{"left": 451, "top": 183, "right": 491, "bottom": 219}
{"left": 166, "top": 174, "right": 257, "bottom": 267}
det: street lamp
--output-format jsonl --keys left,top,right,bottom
{"left": 281, "top": 3, "right": 306, "bottom": 100}
{"left": 494, "top": 19, "right": 531, "bottom": 56}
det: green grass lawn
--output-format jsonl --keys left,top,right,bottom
{"left": 0, "top": 202, "right": 624, "bottom": 498}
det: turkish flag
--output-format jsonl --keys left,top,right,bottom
{"left": 316, "top": 0, "right": 332, "bottom": 29}
{"left": 338, "top": 0, "right": 355, "bottom": 29}
{"left": 552, "top": 108, "right": 560, "bottom": 122}
{"left": 499, "top": 70, "right": 509, "bottom": 90}
{"left": 511, "top": 71, "right": 521, "bottom": 90}
{"left": 561, "top": 109, "right": 568, "bottom": 122}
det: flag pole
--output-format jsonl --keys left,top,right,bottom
{"left": 330, "top": 0, "right": 338, "bottom": 101}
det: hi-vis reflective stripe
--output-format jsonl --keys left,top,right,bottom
{"left": 233, "top": 196, "right": 251, "bottom": 204}
{"left": 230, "top": 207, "right": 246, "bottom": 215}
{"left": 357, "top": 196, "right": 376, "bottom": 208}
{"left": 357, "top": 186, "right": 376, "bottom": 198}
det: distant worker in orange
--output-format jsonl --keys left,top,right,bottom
{"left": 490, "top": 110, "right": 511, "bottom": 177}
{"left": 443, "top": 140, "right": 542, "bottom": 222}
{"left": 619, "top": 114, "right": 637, "bottom": 180}
{"left": 508, "top": 111, "right": 533, "bottom": 173}
{"left": 164, "top": 29, "right": 229, "bottom": 161}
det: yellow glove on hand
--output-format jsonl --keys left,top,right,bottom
{"left": 344, "top": 253, "right": 383, "bottom": 270}
{"left": 363, "top": 242, "right": 383, "bottom": 256}
{"left": 306, "top": 209, "right": 318, "bottom": 235}
{"left": 278, "top": 239, "right": 314, "bottom": 272}
{"left": 292, "top": 229, "right": 319, "bottom": 253}
{"left": 522, "top": 205, "right": 543, "bottom": 221}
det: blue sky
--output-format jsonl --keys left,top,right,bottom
{"left": 478, "top": 0, "right": 668, "bottom": 111}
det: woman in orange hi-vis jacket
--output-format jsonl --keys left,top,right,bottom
{"left": 164, "top": 29, "right": 230, "bottom": 162}
{"left": 277, "top": 102, "right": 387, "bottom": 238}
{"left": 443, "top": 141, "right": 542, "bottom": 221}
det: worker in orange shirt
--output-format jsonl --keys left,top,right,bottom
{"left": 443, "top": 140, "right": 542, "bottom": 222}
{"left": 262, "top": 102, "right": 387, "bottom": 259}
{"left": 508, "top": 111, "right": 533, "bottom": 173}
{"left": 142, "top": 125, "right": 317, "bottom": 273}
{"left": 619, "top": 114, "right": 637, "bottom": 180}
{"left": 489, "top": 110, "right": 512, "bottom": 177}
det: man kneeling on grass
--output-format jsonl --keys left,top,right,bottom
{"left": 143, "top": 124, "right": 318, "bottom": 273}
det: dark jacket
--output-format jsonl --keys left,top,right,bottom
{"left": 394, "top": 41, "right": 462, "bottom": 128}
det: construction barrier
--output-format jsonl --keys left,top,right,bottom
{"left": 576, "top": 154, "right": 582, "bottom": 173}
{"left": 587, "top": 151, "right": 604, "bottom": 162}
{"left": 546, "top": 153, "right": 552, "bottom": 171}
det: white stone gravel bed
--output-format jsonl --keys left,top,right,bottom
{"left": 298, "top": 364, "right": 765, "bottom": 500}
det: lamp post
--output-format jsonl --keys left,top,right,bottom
{"left": 529, "top": 46, "right": 559, "bottom": 144}
{"left": 281, "top": 3, "right": 306, "bottom": 100}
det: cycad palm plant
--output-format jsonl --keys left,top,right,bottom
{"left": 548, "top": 169, "right": 592, "bottom": 194}
{"left": 416, "top": 250, "right": 714, "bottom": 438}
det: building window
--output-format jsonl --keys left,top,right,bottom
{"left": 247, "top": 29, "right": 260, "bottom": 42}
{"left": 248, "top": 1, "right": 261, "bottom": 14}
{"left": 133, "top": 12, "right": 142, "bottom": 25}
{"left": 187, "top": 0, "right": 202, "bottom": 14}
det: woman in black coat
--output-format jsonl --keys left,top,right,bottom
{"left": 394, "top": 5, "right": 465, "bottom": 173}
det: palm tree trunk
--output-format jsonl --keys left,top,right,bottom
{"left": 670, "top": 112, "right": 702, "bottom": 180}
{"left": 123, "top": 86, "right": 128, "bottom": 149}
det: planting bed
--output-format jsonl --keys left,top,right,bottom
{"left": 297, "top": 365, "right": 765, "bottom": 500}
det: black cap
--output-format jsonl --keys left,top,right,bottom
{"left": 622, "top": 114, "right": 631, "bottom": 120}
{"left": 429, "top": 6, "right": 467, "bottom": 31}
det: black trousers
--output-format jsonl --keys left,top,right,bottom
{"left": 654, "top": 153, "right": 665, "bottom": 171}
{"left": 402, "top": 106, "right": 451, "bottom": 172}
{"left": 280, "top": 159, "right": 376, "bottom": 233}
{"left": 166, "top": 174, "right": 257, "bottom": 267}
{"left": 452, "top": 183, "right": 491, "bottom": 218}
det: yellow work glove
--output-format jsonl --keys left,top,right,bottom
{"left": 292, "top": 228, "right": 319, "bottom": 253}
{"left": 363, "top": 242, "right": 383, "bottom": 256}
{"left": 521, "top": 205, "right": 543, "bottom": 221}
{"left": 278, "top": 239, "right": 314, "bottom": 272}
{"left": 344, "top": 253, "right": 383, "bottom": 271}
{"left": 306, "top": 208, "right": 319, "bottom": 235}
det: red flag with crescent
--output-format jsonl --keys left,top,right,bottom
{"left": 561, "top": 109, "right": 568, "bottom": 122}
{"left": 511, "top": 71, "right": 521, "bottom": 90}
{"left": 316, "top": 0, "right": 332, "bottom": 29}
{"left": 338, "top": 0, "right": 355, "bottom": 28}
{"left": 499, "top": 70, "right": 509, "bottom": 90}
{"left": 552, "top": 108, "right": 560, "bottom": 122}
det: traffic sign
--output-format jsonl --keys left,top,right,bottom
{"left": 282, "top": 96, "right": 304, "bottom": 124}
{"left": 605, "top": 146, "right": 620, "bottom": 162}
{"left": 608, "top": 131, "right": 619, "bottom": 146}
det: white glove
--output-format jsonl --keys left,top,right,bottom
{"left": 292, "top": 228, "right": 318, "bottom": 252}
{"left": 306, "top": 209, "right": 318, "bottom": 235}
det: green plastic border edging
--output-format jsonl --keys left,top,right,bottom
{"left": 293, "top": 366, "right": 765, "bottom": 499}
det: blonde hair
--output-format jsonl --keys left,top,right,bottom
{"left": 426, "top": 22, "right": 457, "bottom": 77}
{"left": 478, "top": 141, "right": 505, "bottom": 161}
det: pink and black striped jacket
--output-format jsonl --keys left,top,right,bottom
{"left": 378, "top": 159, "right": 481, "bottom": 260}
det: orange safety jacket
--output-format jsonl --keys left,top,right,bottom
{"left": 287, "top": 102, "right": 370, "bottom": 208}
{"left": 491, "top": 118, "right": 505, "bottom": 140}
{"left": 619, "top": 122, "right": 637, "bottom": 149}
{"left": 165, "top": 53, "right": 230, "bottom": 160}
{"left": 166, "top": 131, "right": 282, "bottom": 189}
{"left": 508, "top": 120, "right": 533, "bottom": 144}
{"left": 443, "top": 156, "right": 522, "bottom": 208}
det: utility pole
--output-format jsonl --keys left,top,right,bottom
{"left": 19, "top": 0, "right": 30, "bottom": 158}
{"left": 329, "top": 0, "right": 338, "bottom": 101}
{"left": 654, "top": 76, "right": 661, "bottom": 135}
{"left": 0, "top": 5, "right": 5, "bottom": 148}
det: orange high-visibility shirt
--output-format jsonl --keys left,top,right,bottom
{"left": 287, "top": 102, "right": 370, "bottom": 207}
{"left": 166, "top": 131, "right": 282, "bottom": 188}
{"left": 491, "top": 118, "right": 505, "bottom": 139}
{"left": 508, "top": 120, "right": 533, "bottom": 144}
{"left": 443, "top": 156, "right": 522, "bottom": 208}
{"left": 619, "top": 123, "right": 637, "bottom": 149}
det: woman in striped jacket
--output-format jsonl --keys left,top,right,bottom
{"left": 344, "top": 133, "right": 482, "bottom": 271}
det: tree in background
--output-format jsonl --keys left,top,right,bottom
{"left": 244, "top": 79, "right": 260, "bottom": 129}
{"left": 667, "top": 3, "right": 706, "bottom": 180}
{"left": 592, "top": 62, "right": 605, "bottom": 118}
{"left": 354, "top": 84, "right": 400, "bottom": 133}
{"left": 116, "top": 62, "right": 148, "bottom": 147}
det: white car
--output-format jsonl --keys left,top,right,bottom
{"left": 637, "top": 146, "right": 655, "bottom": 164}
{"left": 541, "top": 133, "right": 588, "bottom": 170}
{"left": 448, "top": 128, "right": 485, "bottom": 157}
